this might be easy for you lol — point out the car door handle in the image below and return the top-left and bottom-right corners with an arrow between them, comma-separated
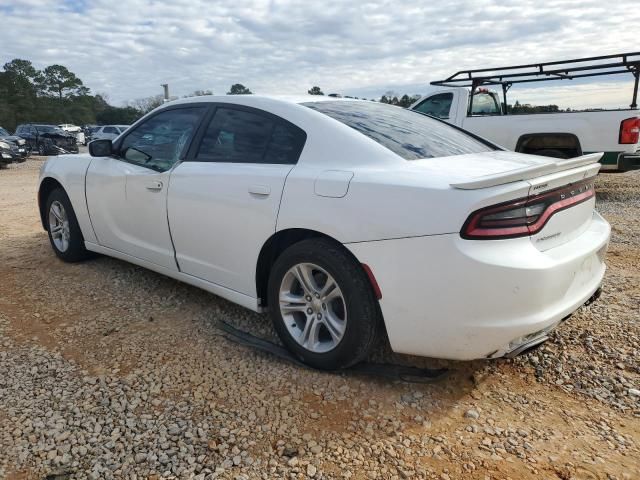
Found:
146,180 -> 163,191
248,184 -> 270,196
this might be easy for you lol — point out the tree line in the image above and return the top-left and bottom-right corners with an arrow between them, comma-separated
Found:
0,59 -> 142,131
0,58 -> 428,133
2,59 -> 572,133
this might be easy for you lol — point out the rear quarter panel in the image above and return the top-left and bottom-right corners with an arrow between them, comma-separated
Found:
277,164 -> 531,243
39,154 -> 96,243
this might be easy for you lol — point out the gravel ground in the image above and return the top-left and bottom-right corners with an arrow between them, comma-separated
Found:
0,158 -> 638,480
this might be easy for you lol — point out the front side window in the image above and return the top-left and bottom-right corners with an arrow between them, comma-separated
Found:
119,107 -> 204,172
470,92 -> 501,115
413,93 -> 453,118
304,100 -> 495,160
195,107 -> 305,164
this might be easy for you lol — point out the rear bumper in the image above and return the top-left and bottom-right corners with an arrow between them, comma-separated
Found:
347,211 -> 611,360
598,152 -> 640,171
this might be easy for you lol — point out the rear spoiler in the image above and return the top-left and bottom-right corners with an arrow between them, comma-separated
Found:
450,153 -> 604,190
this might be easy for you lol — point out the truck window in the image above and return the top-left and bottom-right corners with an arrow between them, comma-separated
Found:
470,92 -> 501,116
414,93 -> 453,119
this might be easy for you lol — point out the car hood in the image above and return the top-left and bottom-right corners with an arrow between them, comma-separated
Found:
404,150 -> 603,189
0,135 -> 25,144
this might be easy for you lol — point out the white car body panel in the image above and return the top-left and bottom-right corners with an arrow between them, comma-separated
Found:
86,158 -> 177,270
168,161 -> 294,296
38,95 -> 611,361
346,211 -> 608,360
39,155 -> 97,243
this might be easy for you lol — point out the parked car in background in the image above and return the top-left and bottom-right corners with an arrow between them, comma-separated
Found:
15,124 -> 79,156
38,95 -> 609,370
83,125 -> 99,142
0,126 -> 29,167
91,125 -> 129,141
411,52 -> 640,171
58,124 -> 86,145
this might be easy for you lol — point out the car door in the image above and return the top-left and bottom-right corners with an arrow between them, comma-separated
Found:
168,105 -> 306,296
85,105 -> 207,270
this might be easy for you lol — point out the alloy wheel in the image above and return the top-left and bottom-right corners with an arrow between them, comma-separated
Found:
279,262 -> 347,353
48,201 -> 70,252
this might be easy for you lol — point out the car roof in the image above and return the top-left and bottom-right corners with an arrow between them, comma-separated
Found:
165,94 -> 362,108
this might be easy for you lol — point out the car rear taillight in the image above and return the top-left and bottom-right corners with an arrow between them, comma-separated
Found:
619,117 -> 640,144
461,179 -> 595,240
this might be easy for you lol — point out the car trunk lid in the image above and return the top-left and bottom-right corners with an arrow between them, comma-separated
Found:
448,151 -> 603,190
432,151 -> 602,250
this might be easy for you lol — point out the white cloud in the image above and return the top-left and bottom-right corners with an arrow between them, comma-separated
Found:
0,0 -> 638,107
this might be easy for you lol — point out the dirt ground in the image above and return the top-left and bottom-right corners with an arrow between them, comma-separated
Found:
0,158 -> 638,480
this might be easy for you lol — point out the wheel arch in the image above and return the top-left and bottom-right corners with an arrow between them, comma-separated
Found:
38,177 -> 65,230
255,228 -> 377,308
515,133 -> 583,158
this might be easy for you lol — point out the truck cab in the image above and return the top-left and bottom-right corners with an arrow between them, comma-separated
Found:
412,88 -> 501,123
410,52 -> 640,171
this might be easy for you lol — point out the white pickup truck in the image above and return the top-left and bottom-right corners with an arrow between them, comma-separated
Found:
410,52 -> 640,171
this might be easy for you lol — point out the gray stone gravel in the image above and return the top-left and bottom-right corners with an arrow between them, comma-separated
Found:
0,161 -> 638,479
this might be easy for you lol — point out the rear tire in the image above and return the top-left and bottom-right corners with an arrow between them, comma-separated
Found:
267,238 -> 380,370
45,188 -> 92,262
38,143 -> 46,156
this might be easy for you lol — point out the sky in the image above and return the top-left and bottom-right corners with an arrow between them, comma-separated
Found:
1,0 -> 639,108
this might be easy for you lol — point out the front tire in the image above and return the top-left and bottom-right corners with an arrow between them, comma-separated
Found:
268,238 -> 380,370
45,188 -> 92,262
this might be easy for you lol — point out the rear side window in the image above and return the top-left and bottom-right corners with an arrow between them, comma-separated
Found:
413,93 -> 453,119
471,92 -> 501,115
304,101 -> 495,160
195,107 -> 306,164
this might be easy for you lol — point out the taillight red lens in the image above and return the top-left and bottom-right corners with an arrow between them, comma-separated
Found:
619,117 -> 640,144
461,179 -> 595,240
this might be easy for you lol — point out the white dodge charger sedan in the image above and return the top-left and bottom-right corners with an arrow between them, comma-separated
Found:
38,95 -> 610,370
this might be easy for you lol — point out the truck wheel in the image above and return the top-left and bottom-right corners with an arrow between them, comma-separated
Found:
46,188 -> 92,262
38,143 -> 46,156
268,238 -> 380,370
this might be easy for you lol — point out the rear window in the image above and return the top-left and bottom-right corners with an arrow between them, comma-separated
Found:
303,100 -> 495,160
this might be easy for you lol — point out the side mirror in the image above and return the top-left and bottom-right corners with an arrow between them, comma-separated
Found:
89,139 -> 113,157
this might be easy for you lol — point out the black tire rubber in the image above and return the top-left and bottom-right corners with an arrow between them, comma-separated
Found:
45,188 -> 92,262
267,238 -> 380,370
534,148 -> 569,159
38,143 -> 46,156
